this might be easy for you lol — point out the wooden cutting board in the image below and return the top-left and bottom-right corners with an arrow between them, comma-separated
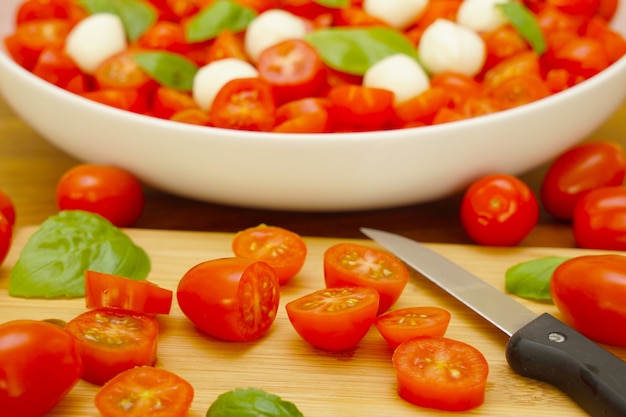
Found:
1,226 -> 625,417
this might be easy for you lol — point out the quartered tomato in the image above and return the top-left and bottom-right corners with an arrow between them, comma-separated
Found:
209,78 -> 277,131
285,286 -> 380,351
65,308 -> 159,385
324,242 -> 409,313
375,306 -> 452,349
392,336 -> 489,411
572,186 -> 626,250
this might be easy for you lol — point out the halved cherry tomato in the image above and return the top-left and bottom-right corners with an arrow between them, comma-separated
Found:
375,306 -> 452,349
273,110 -> 330,133
275,97 -> 332,123
5,18 -> 71,70
392,336 -> 489,411
176,257 -> 280,341
138,21 -> 188,55
94,50 -> 155,93
95,366 -> 194,417
481,25 -> 530,71
85,270 -> 173,315
545,36 -> 610,81
485,73 -> 550,110
482,51 -> 542,90
15,0 -> 75,24
232,224 -> 307,285
204,29 -> 248,63
32,46 -> 81,87
584,17 -> 626,64
233,0 -> 279,13
280,0 -> 334,20
327,84 -> 395,130
285,286 -> 380,351
429,72 -> 482,106
572,186 -> 626,250
152,86 -> 199,119
324,242 -> 409,313
393,87 -> 452,126
65,308 -> 159,385
83,88 -> 148,113
209,78 -> 277,131
170,107 -> 211,125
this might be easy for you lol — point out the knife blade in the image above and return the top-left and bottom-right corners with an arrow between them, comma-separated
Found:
361,227 -> 626,417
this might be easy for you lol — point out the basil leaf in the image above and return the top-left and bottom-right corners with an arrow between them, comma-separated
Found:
505,256 -> 569,302
186,0 -> 257,43
496,2 -> 546,55
80,0 -> 157,41
206,388 -> 304,417
305,27 -> 420,75
134,52 -> 199,91
314,0 -> 350,7
9,210 -> 151,298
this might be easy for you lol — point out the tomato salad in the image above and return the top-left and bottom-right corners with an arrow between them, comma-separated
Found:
4,0 -> 625,133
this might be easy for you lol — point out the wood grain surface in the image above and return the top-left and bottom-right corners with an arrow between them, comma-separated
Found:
1,226 -> 625,417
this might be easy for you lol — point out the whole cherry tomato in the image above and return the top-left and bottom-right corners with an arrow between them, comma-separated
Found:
0,320 -> 83,417
572,186 -> 626,250
460,174 -> 539,246
0,189 -> 14,266
0,189 -> 16,226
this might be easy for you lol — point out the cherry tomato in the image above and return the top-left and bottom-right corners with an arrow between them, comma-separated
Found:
392,336 -> 489,411
273,108 -> 330,133
584,17 -> 626,64
429,72 -> 482,106
326,84 -> 395,130
0,189 -> 16,226
0,215 -> 12,267
323,242 -> 409,314
551,255 -> 626,346
460,174 -> 539,246
485,73 -> 550,110
83,88 -> 148,113
285,286 -> 380,351
95,366 -> 194,417
5,18 -> 71,70
95,50 -> 155,93
152,86 -> 199,119
481,25 -> 530,70
56,163 -> 145,227
85,270 -> 173,315
0,320 -> 83,417
138,21 -> 188,55
65,308 -> 159,385
204,29 -> 248,63
572,186 -> 626,250
541,141 -> 626,220
232,224 -> 307,285
545,36 -> 610,82
176,257 -> 280,341
482,51 -> 541,90
393,87 -> 452,126
375,306 -> 452,349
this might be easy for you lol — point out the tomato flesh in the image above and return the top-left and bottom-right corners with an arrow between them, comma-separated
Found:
375,306 -> 451,349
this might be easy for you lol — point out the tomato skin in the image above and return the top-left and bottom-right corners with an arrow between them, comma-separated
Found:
572,186 -> 626,250
0,320 -> 83,417
551,255 -> 626,346
0,189 -> 16,226
541,141 -> 626,220
375,306 -> 451,349
460,174 -> 539,246
327,84 -> 395,130
177,257 -> 280,342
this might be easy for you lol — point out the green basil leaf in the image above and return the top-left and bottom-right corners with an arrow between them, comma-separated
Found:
314,0 -> 350,8
134,51 -> 199,91
305,27 -> 420,75
80,0 -> 157,42
496,2 -> 546,55
505,256 -> 569,302
9,210 -> 151,298
185,0 -> 257,43
206,388 -> 304,417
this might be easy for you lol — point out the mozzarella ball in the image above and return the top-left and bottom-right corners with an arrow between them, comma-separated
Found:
457,0 -> 510,32
418,19 -> 486,77
363,0 -> 428,29
192,58 -> 259,110
65,13 -> 127,74
244,10 -> 307,62
363,54 -> 430,105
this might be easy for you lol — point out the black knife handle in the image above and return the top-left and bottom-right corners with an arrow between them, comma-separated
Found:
506,313 -> 626,417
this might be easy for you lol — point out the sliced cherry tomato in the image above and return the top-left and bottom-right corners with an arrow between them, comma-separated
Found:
94,50 -> 155,93
204,29 -> 249,63
0,189 -> 16,226
56,163 -> 145,227
482,51 -> 542,90
232,224 -> 307,285
0,320 -> 83,417
152,86 -> 199,119
83,88 -> 148,113
323,242 -> 409,314
170,107 -> 211,125
584,17 -> 626,63
95,366 -> 194,417
273,110 -> 330,133
485,73 -> 550,110
392,336 -> 489,411
541,141 -> 626,220
280,0 -> 334,20
138,21 -> 188,55
429,72 -> 482,106
545,36 -> 610,81
393,87 -> 452,126
327,84 -> 395,130
32,46 -> 81,87
334,6 -> 389,27
285,286 -> 380,351
375,306 -> 452,349
6,18 -> 71,70
460,174 -> 539,246
596,0 -> 618,21
233,0 -> 279,13
65,308 -> 159,386
275,97 -> 332,123
481,25 -> 530,71
176,257 -> 280,341
15,0 -> 74,24
572,186 -> 626,250
85,270 -> 173,315
209,78 -> 277,131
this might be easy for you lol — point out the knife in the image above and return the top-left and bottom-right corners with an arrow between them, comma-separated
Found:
360,227 -> 626,417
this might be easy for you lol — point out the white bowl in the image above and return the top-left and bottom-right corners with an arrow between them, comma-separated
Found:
1,0 -> 626,212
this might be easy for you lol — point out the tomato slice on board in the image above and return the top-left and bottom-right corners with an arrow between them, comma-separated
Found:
392,336 -> 489,411
95,366 -> 194,417
65,308 -> 159,386
323,243 -> 409,314
375,306 -> 452,349
326,84 -> 395,130
285,286 -> 380,351
85,270 -> 173,315
232,224 -> 308,285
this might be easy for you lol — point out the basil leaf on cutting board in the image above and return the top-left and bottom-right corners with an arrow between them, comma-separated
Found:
496,2 -> 547,55
9,210 -> 151,298
206,387 -> 304,417
80,0 -> 157,42
185,0 -> 257,43
505,256 -> 569,302
134,51 -> 199,91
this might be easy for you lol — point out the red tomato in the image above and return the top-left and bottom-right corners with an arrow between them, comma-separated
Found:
65,308 -> 159,385
85,270 -> 173,315
138,21 -> 188,55
83,88 -> 148,113
6,18 -> 71,70
392,336 -> 489,411
327,84 -> 395,130
541,141 -> 626,220
584,17 -> 626,64
0,320 -> 83,417
0,189 -> 16,226
273,108 -> 330,133
485,73 -> 550,110
152,86 -> 199,119
551,255 -> 626,346
375,306 -> 452,349
393,87 -> 452,126
94,50 -> 155,93
209,78 -> 277,131
15,0 -> 74,24
481,25 -> 530,70
323,242 -> 409,314
285,286 -> 380,351
95,366 -> 194,417
0,213 -> 12,267
545,36 -> 610,81
204,29 -> 249,63
170,107 -> 211,125
597,0 -> 618,21
56,163 -> 145,227
429,72 -> 482,106
176,257 -> 280,341
232,224 -> 308,285
572,186 -> 626,250
31,46 -> 80,88
275,97 -> 332,122
483,51 -> 541,90
460,174 -> 539,246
